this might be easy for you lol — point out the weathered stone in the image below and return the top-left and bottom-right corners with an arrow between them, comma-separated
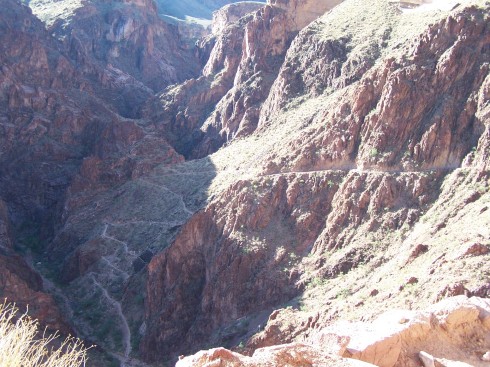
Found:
459,243 -> 490,257
419,351 -> 436,367
176,343 -> 378,367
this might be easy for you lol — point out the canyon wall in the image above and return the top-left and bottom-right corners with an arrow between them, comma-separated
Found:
1,0 -> 489,366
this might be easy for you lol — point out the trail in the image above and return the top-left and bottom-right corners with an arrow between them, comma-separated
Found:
91,275 -> 132,365
101,256 -> 130,280
257,166 -> 462,178
152,164 -> 465,180
140,179 -> 194,215
102,223 -> 129,254
109,219 -> 184,227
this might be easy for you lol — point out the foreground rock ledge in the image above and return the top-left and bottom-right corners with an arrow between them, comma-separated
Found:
176,343 -> 376,367
177,296 -> 490,367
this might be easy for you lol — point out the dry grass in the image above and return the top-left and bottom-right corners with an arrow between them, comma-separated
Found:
0,302 -> 88,367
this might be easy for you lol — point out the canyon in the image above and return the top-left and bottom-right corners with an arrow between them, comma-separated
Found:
0,0 -> 489,366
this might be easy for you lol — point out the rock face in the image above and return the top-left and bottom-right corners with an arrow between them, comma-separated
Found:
145,0 -> 343,158
141,0 -> 490,363
142,172 -> 339,360
29,0 -> 200,93
1,0 -> 490,366
178,296 -> 490,367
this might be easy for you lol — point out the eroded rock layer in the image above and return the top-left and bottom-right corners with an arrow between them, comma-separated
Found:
1,0 -> 489,366
177,296 -> 490,367
141,0 -> 490,363
29,0 -> 200,93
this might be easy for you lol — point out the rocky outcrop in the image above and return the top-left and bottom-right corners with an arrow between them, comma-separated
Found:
146,0 -> 343,158
30,0 -> 200,93
212,2 -> 265,34
177,296 -> 490,367
177,343 -> 376,367
141,1 -> 490,363
341,296 -> 490,367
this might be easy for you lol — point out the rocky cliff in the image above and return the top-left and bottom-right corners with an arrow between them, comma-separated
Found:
0,1 -> 183,364
1,0 -> 489,366
28,0 -> 200,93
141,0 -> 490,363
144,0 -> 343,159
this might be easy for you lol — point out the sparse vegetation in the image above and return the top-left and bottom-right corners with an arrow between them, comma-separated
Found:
335,287 -> 353,299
0,302 -> 88,367
308,276 -> 328,289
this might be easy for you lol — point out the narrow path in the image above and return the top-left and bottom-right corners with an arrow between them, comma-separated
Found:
102,224 -> 129,254
109,219 -> 184,227
150,164 -> 465,181
140,179 -> 194,216
258,166 -> 462,178
91,275 -> 132,363
101,256 -> 130,280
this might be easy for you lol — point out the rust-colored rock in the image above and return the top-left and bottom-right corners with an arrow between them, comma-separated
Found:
30,0 -> 200,92
2,0 -> 490,366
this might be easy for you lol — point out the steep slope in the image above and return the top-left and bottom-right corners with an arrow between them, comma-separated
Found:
140,0 -> 490,363
27,0 -> 199,93
144,0 -> 343,158
2,0 -> 489,367
0,1 -> 183,364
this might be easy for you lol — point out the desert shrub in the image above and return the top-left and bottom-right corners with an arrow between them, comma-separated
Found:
0,302 -> 88,367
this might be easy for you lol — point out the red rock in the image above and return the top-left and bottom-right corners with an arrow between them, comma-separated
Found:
460,243 -> 490,257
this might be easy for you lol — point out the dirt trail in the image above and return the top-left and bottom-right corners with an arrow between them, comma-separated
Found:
140,179 -> 194,215
91,275 -> 132,362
